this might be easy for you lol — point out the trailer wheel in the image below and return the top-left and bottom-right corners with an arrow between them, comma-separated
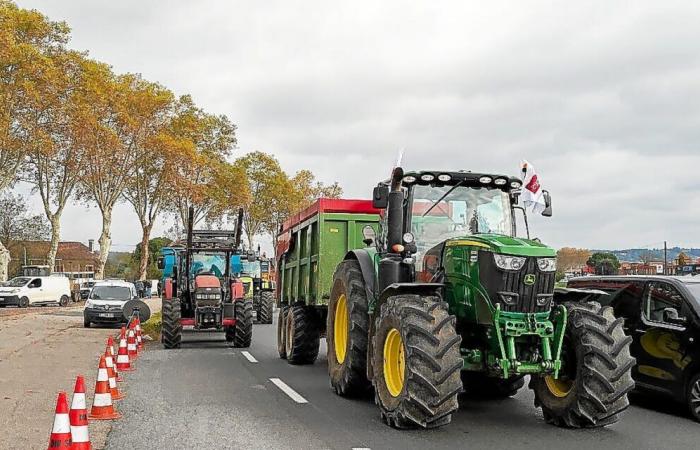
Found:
285,304 -> 320,365
161,298 -> 182,349
232,298 -> 253,348
328,260 -> 371,396
277,305 -> 289,359
258,291 -> 274,324
530,301 -> 635,428
461,373 -> 524,398
372,294 -> 462,429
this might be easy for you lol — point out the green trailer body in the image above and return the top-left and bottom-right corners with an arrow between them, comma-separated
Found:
276,199 -> 380,307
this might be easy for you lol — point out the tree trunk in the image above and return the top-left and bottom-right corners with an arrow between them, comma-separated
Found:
138,223 -> 152,280
0,240 -> 10,282
247,233 -> 254,252
46,216 -> 61,272
96,207 -> 113,279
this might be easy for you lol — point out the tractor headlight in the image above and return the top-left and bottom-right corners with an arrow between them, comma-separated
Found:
537,258 -> 557,272
494,254 -> 526,271
196,293 -> 206,300
402,232 -> 415,244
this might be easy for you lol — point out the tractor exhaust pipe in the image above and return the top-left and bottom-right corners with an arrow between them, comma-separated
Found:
387,167 -> 404,251
185,206 -> 194,293
234,208 -> 244,251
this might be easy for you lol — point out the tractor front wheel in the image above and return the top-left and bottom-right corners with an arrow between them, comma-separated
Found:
285,304 -> 320,365
530,301 -> 635,428
327,260 -> 371,396
258,291 -> 274,324
372,294 -> 462,429
232,298 -> 253,348
161,298 -> 182,349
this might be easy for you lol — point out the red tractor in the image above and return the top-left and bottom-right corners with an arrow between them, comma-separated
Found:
161,207 -> 254,348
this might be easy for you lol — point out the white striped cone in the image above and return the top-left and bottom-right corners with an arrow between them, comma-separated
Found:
88,356 -> 121,420
136,323 -> 143,349
115,337 -> 133,372
69,376 -> 91,450
48,391 -> 72,449
127,329 -> 137,358
104,353 -> 124,400
106,344 -> 122,382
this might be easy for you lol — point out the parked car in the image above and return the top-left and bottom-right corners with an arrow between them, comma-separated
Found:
0,276 -> 72,308
568,275 -> 700,421
83,280 -> 138,328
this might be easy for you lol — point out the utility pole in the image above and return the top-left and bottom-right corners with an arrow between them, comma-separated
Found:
664,241 -> 668,275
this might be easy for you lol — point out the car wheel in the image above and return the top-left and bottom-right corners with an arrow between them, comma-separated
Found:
19,296 -> 29,308
688,373 -> 700,422
83,316 -> 91,328
59,295 -> 70,307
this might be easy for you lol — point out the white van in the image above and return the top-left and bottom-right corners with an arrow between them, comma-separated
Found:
0,276 -> 72,307
83,280 -> 138,327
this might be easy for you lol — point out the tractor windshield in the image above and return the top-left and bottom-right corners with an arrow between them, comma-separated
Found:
240,261 -> 261,278
191,253 -> 227,278
411,184 -> 513,251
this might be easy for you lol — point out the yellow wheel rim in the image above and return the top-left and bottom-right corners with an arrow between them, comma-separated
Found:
383,328 -> 405,397
334,294 -> 349,364
544,375 -> 573,398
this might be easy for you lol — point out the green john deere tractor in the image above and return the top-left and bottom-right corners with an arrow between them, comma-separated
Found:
327,167 -> 635,429
238,257 -> 275,325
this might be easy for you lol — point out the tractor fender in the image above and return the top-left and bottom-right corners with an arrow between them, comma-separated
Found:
552,287 -> 609,306
230,280 -> 244,301
342,250 -> 376,302
163,278 -> 174,300
366,282 -> 444,381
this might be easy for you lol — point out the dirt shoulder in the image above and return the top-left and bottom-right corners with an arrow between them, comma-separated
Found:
0,297 -> 161,450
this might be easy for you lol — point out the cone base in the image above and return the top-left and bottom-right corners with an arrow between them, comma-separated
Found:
116,366 -> 134,372
112,391 -> 126,400
88,411 -> 122,420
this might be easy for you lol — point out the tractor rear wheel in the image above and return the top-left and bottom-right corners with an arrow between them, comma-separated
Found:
285,304 -> 320,365
232,298 -> 253,348
258,291 -> 274,324
372,294 -> 462,429
328,260 -> 371,396
161,298 -> 182,349
461,373 -> 524,398
277,304 -> 289,359
530,301 -> 635,428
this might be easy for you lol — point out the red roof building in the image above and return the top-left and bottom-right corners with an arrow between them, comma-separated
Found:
7,240 -> 99,276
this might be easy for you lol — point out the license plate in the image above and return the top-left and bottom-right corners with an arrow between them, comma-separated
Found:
98,313 -> 115,318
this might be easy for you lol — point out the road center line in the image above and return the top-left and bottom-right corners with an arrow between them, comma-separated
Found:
241,351 -> 258,363
353,448 -> 371,450
269,378 -> 308,404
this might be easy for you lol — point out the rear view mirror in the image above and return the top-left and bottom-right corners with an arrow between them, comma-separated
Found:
542,190 -> 552,217
663,307 -> 687,326
372,185 -> 389,209
157,257 -> 164,270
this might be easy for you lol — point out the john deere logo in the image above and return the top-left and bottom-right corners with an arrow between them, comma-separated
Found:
524,274 -> 536,286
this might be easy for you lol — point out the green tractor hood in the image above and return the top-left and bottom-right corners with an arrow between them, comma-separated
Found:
446,234 -> 556,257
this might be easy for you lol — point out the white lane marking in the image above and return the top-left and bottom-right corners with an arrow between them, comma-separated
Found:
353,448 -> 371,450
269,378 -> 308,404
241,351 -> 258,363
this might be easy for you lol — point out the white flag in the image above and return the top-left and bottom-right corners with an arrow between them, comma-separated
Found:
520,160 -> 546,214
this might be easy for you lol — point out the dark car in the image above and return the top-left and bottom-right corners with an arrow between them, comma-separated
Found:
568,275 -> 700,421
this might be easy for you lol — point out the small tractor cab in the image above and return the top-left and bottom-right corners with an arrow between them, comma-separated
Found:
325,167 -> 634,429
235,251 -> 276,325
160,207 -> 253,348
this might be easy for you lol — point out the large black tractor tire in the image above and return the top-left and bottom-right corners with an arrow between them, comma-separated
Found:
530,301 -> 635,428
258,291 -> 274,325
372,294 -> 462,429
285,304 -> 320,365
327,260 -> 371,396
231,298 -> 253,348
461,373 -> 525,399
161,298 -> 182,349
277,304 -> 289,359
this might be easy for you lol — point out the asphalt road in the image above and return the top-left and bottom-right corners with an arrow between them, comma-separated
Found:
106,311 -> 700,450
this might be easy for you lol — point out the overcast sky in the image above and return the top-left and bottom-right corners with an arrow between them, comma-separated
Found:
15,0 -> 700,252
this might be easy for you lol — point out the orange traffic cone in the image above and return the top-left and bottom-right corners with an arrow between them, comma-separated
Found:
115,332 -> 133,372
47,391 -> 72,449
88,355 -> 121,420
135,318 -> 144,351
127,328 -> 138,359
106,340 -> 122,382
69,376 -> 91,450
104,350 -> 125,401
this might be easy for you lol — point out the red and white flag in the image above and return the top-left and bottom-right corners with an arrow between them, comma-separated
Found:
520,160 -> 546,214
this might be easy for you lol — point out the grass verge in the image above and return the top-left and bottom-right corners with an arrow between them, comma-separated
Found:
141,311 -> 162,340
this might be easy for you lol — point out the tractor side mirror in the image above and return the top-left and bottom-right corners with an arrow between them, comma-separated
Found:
663,307 -> 687,326
372,185 -> 389,209
542,190 -> 552,217
157,257 -> 164,270
362,225 -> 376,246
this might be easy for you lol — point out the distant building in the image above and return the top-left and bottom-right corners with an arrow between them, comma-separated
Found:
7,240 -> 99,276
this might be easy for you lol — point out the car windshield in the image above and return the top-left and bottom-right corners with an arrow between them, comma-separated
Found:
411,184 -> 513,251
241,261 -> 261,277
191,253 -> 227,278
7,277 -> 30,287
90,286 -> 131,300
